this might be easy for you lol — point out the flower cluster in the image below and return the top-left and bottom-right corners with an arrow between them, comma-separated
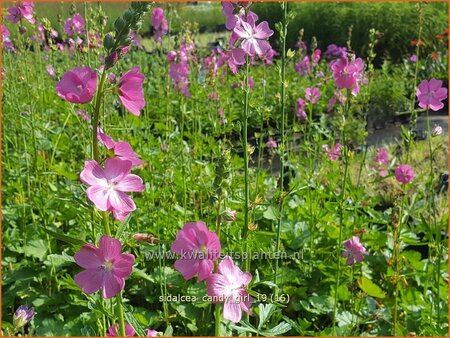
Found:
6,2 -> 35,25
167,43 -> 193,97
2,25 -> 16,53
171,222 -> 253,323
64,13 -> 85,36
151,8 -> 168,43
342,236 -> 368,265
330,56 -> 365,96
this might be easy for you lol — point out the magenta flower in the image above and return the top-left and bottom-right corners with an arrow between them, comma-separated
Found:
296,98 -> 307,120
64,13 -> 85,36
147,329 -> 158,337
97,128 -> 143,166
409,54 -> 417,63
74,235 -> 134,299
170,221 -> 221,281
305,87 -> 320,104
416,79 -> 448,111
327,97 -> 337,112
395,164 -> 415,184
312,49 -> 321,65
331,56 -> 364,96
118,67 -> 145,116
370,148 -> 389,177
266,137 -> 277,149
56,67 -> 97,104
80,158 -> 145,217
323,143 -> 342,161
342,236 -> 368,265
7,2 -> 35,24
151,8 -> 168,42
233,16 -> 273,57
2,25 -> 16,53
107,323 -> 136,336
294,56 -> 311,76
167,50 -> 177,63
206,256 -> 253,323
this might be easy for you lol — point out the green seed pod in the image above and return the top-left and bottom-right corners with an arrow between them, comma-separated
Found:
103,33 -> 115,51
114,17 -> 126,32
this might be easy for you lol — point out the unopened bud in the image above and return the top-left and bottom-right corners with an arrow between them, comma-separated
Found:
221,209 -> 237,222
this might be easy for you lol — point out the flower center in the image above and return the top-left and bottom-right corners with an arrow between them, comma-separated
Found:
103,260 -> 113,271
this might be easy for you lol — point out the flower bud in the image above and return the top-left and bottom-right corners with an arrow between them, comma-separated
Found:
114,17 -> 127,31
13,305 -> 35,329
221,209 -> 237,222
103,33 -> 115,51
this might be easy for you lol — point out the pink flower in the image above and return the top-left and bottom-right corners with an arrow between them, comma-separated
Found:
370,148 -> 389,177
56,67 -> 97,104
146,329 -> 158,337
97,128 -> 143,167
167,50 -> 177,63
107,323 -> 136,336
327,97 -> 337,112
170,221 -> 221,281
296,98 -> 307,120
233,16 -> 273,57
209,91 -> 219,101
80,158 -> 145,217
266,137 -> 277,149
218,108 -> 226,125
323,143 -> 342,161
205,256 -> 253,323
76,109 -> 90,122
64,13 -> 85,36
312,49 -> 321,65
74,235 -> 135,299
118,67 -> 145,116
342,236 -> 368,265
305,87 -> 320,104
395,164 -> 414,184
416,79 -> 448,111
151,8 -> 168,42
331,56 -> 364,96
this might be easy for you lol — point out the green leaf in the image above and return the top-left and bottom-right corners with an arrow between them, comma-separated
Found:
357,276 -> 386,299
23,239 -> 47,260
260,321 -> 292,336
42,227 -> 85,246
257,303 -> 277,330
263,205 -> 279,220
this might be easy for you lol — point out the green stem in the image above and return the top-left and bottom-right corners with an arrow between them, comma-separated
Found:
333,91 -> 350,335
393,201 -> 402,336
425,108 -> 440,325
214,303 -> 222,336
116,292 -> 126,336
243,56 -> 250,272
274,2 -> 288,295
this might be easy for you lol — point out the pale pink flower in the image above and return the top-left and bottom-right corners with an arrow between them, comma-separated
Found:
205,256 -> 253,323
370,148 -> 389,177
46,65 -> 56,79
107,323 -> 136,336
146,329 -> 158,337
56,67 -> 97,104
80,158 -> 145,216
74,235 -> 135,299
118,67 -> 145,116
266,137 -> 277,149
64,13 -> 85,36
323,143 -> 342,161
233,16 -> 273,57
395,164 -> 414,184
170,221 -> 221,281
416,79 -> 448,111
342,236 -> 368,265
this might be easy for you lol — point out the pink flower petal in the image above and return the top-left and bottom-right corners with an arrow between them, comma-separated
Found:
112,253 -> 135,278
223,301 -> 242,323
74,243 -> 103,269
115,174 -> 145,192
99,235 -> 122,261
74,268 -> 105,294
102,273 -> 124,298
108,190 -> 136,213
